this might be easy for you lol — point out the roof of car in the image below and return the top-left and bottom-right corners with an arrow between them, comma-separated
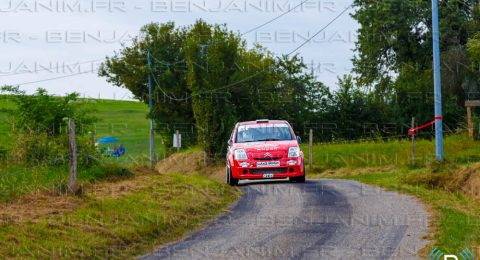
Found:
237,120 -> 288,126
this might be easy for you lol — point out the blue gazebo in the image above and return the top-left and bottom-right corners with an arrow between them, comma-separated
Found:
98,136 -> 119,144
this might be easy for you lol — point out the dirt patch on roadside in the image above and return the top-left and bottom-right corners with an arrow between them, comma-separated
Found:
156,152 -> 203,174
204,165 -> 226,182
156,152 -> 225,182
0,190 -> 84,224
87,172 -> 158,198
0,168 -> 159,225
311,166 -> 397,178
0,153 -> 230,226
404,162 -> 480,200
460,163 -> 480,198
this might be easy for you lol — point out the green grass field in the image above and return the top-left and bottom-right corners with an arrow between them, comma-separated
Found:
85,99 -> 166,162
303,134 -> 480,170
0,96 -> 167,201
0,96 -> 166,160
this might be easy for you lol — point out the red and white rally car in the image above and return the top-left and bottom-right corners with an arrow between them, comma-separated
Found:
226,119 -> 305,186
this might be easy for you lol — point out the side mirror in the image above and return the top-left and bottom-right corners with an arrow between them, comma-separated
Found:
296,136 -> 302,144
227,139 -> 233,146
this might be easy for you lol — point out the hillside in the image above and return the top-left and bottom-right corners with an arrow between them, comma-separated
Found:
0,96 -> 166,201
0,96 -> 165,160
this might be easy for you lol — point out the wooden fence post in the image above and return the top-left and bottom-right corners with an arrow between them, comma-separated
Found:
465,100 -> 480,139
411,117 -> 415,165
309,129 -> 313,170
467,106 -> 473,138
69,119 -> 77,193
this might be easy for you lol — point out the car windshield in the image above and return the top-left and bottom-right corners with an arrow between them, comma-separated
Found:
236,123 -> 293,143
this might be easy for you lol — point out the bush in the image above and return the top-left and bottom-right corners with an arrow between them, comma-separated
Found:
0,87 -> 97,136
9,131 -> 98,166
0,146 -> 6,161
9,132 -> 67,165
1,87 -> 99,166
88,162 -> 132,180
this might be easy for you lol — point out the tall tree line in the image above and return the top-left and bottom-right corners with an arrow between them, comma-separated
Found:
351,0 -> 480,134
100,2 -> 480,158
99,21 -> 327,159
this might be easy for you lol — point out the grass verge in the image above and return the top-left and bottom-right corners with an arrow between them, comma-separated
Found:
307,135 -> 480,255
0,168 -> 240,259
0,162 -> 131,202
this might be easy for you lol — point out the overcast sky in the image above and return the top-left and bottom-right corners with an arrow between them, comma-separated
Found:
0,0 -> 358,100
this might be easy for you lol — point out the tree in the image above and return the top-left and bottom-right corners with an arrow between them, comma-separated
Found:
0,86 -> 96,136
100,20 -> 329,157
467,32 -> 480,73
184,21 -> 241,161
351,0 -> 480,132
99,22 -> 195,147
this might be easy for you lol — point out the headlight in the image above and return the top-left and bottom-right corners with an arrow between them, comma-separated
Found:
234,149 -> 248,160
288,147 -> 300,158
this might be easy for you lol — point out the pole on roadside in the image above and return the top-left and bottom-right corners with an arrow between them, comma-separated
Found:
467,106 -> 473,138
432,0 -> 444,161
176,130 -> 180,152
68,119 -> 77,192
147,49 -> 155,169
411,117 -> 415,165
200,44 -> 208,166
309,129 -> 313,170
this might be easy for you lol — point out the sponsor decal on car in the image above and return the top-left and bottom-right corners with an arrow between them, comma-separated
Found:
240,162 -> 249,168
257,161 -> 280,167
255,144 -> 279,151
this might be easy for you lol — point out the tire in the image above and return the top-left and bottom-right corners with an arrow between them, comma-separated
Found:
226,166 -> 238,186
290,164 -> 306,183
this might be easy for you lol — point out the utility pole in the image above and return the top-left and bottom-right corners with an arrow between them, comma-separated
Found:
148,49 -> 155,169
432,0 -> 444,161
200,44 -> 208,166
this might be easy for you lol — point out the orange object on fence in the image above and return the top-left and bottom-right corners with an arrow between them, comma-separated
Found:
408,116 -> 443,136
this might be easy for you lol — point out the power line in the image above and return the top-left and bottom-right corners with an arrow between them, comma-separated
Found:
6,2 -> 348,88
241,0 -> 310,36
287,3 -> 353,56
150,55 -> 186,67
11,69 -> 99,86
150,71 -> 261,102
0,59 -> 103,78
150,3 -> 354,99
148,3 -> 352,100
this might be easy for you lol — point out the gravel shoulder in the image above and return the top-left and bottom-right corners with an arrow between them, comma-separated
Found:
142,179 -> 429,260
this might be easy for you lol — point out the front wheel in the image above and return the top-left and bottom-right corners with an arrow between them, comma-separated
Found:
290,164 -> 306,183
226,166 -> 238,186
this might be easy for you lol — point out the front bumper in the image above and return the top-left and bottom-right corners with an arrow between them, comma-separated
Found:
230,158 -> 304,179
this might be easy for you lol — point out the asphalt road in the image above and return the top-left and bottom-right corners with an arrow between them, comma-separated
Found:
142,179 -> 429,260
